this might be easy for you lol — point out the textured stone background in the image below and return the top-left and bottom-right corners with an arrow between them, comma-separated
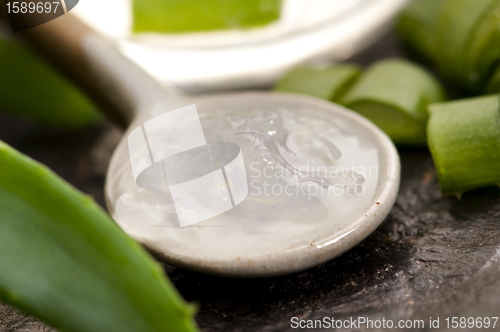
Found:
2,32 -> 500,332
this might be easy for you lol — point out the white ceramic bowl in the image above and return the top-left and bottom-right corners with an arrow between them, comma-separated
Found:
74,0 -> 409,92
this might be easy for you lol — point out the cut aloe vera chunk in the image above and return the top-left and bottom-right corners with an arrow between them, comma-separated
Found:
341,59 -> 446,146
396,0 -> 446,64
434,0 -> 497,91
273,64 -> 361,102
486,65 -> 500,94
468,1 -> 500,89
133,0 -> 282,33
0,141 -> 198,332
427,95 -> 500,196
0,36 -> 101,127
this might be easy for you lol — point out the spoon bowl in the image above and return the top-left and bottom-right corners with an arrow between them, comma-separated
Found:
105,91 -> 400,277
8,13 -> 400,277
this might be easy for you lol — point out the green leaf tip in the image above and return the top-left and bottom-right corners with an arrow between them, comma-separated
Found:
0,140 -> 199,332
427,94 -> 500,196
133,0 -> 282,34
341,59 -> 446,146
0,36 -> 102,127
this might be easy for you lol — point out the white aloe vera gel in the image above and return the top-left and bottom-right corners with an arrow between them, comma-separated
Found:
112,105 -> 376,258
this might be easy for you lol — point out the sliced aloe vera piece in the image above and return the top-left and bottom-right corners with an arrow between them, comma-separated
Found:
273,64 -> 361,102
0,141 -> 198,332
133,0 -> 282,33
434,0 -> 497,91
341,59 -> 446,146
427,95 -> 500,196
468,1 -> 500,89
486,65 -> 500,93
0,36 -> 101,127
396,0 -> 446,64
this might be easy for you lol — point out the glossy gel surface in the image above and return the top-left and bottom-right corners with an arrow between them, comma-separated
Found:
105,93 -> 399,277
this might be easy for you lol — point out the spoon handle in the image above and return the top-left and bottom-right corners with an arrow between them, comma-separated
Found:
0,10 -> 169,128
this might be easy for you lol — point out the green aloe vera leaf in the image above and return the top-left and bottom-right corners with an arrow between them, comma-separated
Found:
427,94 -> 500,196
133,0 -> 282,33
468,1 -> 500,89
342,102 -> 429,146
0,141 -> 198,332
0,36 -> 102,127
273,64 -> 361,102
485,65 -> 500,94
396,0 -> 446,64
434,0 -> 497,92
341,59 -> 446,146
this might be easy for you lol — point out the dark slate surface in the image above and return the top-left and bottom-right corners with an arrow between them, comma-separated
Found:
2,32 -> 500,332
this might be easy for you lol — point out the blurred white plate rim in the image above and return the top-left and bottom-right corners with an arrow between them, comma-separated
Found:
74,0 -> 410,92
